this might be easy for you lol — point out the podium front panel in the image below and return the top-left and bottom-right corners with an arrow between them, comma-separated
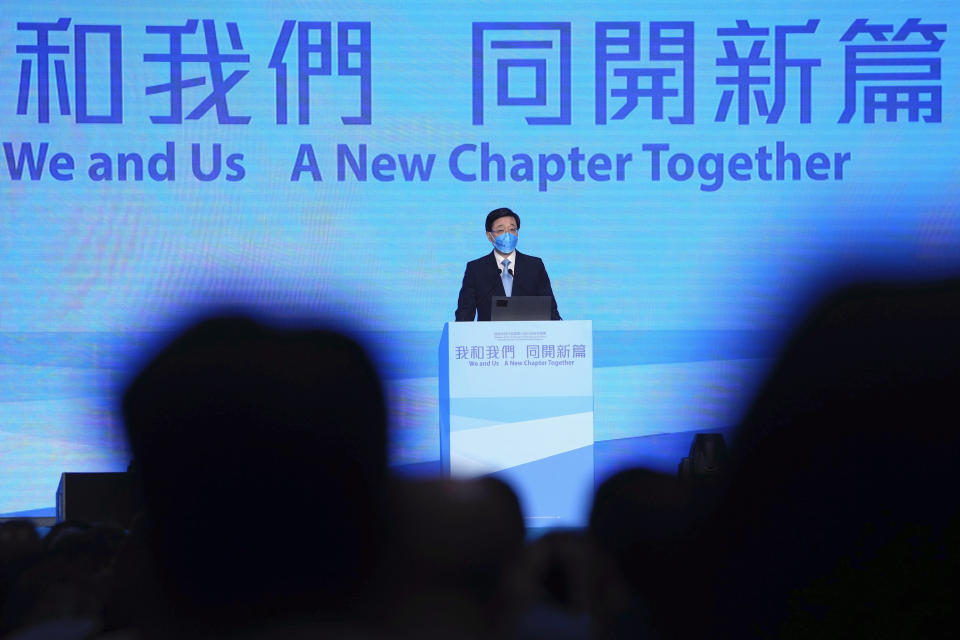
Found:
440,321 -> 593,528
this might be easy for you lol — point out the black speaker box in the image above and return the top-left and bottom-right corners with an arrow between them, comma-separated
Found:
56,472 -> 138,526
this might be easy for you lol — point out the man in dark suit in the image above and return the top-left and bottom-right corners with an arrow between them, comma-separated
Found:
455,207 -> 561,321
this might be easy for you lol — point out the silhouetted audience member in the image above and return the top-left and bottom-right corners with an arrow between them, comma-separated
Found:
383,476 -> 525,639
100,513 -> 163,633
514,530 -> 592,640
693,278 -> 960,639
588,469 -> 696,640
0,521 -> 42,622
120,316 -> 389,634
0,521 -> 126,639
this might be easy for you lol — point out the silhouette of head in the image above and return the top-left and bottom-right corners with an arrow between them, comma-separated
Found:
708,279 -> 960,638
122,315 -> 388,622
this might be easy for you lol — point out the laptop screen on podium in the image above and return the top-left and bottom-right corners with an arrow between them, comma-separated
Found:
490,296 -> 553,321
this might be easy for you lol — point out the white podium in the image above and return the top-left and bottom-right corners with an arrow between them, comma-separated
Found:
439,321 -> 594,528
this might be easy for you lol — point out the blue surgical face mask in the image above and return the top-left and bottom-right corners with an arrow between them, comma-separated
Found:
493,231 -> 518,254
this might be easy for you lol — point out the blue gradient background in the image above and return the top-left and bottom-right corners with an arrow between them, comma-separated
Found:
2,2 -> 959,516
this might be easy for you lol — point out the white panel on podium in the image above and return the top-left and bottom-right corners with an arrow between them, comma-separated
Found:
439,321 -> 593,528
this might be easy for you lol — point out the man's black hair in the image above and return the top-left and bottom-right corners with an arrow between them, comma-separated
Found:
485,207 -> 521,232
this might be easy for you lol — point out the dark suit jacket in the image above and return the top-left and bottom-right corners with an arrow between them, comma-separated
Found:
455,250 -> 561,321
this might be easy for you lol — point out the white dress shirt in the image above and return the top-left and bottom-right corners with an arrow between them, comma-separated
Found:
494,249 -> 517,276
